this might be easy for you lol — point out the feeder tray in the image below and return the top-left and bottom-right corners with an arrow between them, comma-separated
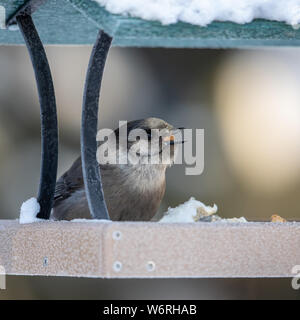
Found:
1,220 -> 300,278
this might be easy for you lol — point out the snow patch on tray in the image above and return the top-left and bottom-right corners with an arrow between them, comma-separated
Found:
71,219 -> 112,223
160,197 -> 247,223
218,217 -> 248,223
160,197 -> 217,223
19,197 -> 42,224
93,0 -> 300,27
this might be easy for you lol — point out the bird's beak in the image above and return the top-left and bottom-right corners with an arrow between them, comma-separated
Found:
163,128 -> 186,145
163,135 -> 175,143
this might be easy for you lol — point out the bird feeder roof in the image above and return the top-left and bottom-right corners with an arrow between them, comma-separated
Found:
1,0 -> 300,47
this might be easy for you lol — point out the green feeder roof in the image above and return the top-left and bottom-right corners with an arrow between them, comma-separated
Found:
1,0 -> 300,47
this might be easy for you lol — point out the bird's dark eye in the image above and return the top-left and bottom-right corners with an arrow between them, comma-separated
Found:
145,129 -> 152,140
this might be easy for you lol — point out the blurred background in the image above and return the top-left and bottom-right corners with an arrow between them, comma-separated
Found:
0,45 -> 300,299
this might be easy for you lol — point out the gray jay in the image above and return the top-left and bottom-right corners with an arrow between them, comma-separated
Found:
51,118 -> 184,221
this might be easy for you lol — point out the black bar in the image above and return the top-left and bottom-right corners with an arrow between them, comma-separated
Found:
81,30 -> 112,220
16,14 -> 58,219
0,301 -> 205,318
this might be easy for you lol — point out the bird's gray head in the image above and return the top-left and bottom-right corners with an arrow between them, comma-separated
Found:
98,118 -> 184,167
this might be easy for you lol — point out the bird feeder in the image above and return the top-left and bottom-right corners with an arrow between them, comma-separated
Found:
0,0 -> 300,278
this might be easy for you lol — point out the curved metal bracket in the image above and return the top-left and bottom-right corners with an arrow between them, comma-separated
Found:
81,30 -> 112,220
6,0 -> 47,26
16,13 -> 58,219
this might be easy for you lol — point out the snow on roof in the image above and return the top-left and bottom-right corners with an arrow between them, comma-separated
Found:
94,0 -> 300,27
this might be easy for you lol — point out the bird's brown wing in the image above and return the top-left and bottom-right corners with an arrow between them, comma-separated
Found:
53,157 -> 84,207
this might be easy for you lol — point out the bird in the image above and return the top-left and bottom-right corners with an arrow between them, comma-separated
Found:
51,118 -> 184,221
